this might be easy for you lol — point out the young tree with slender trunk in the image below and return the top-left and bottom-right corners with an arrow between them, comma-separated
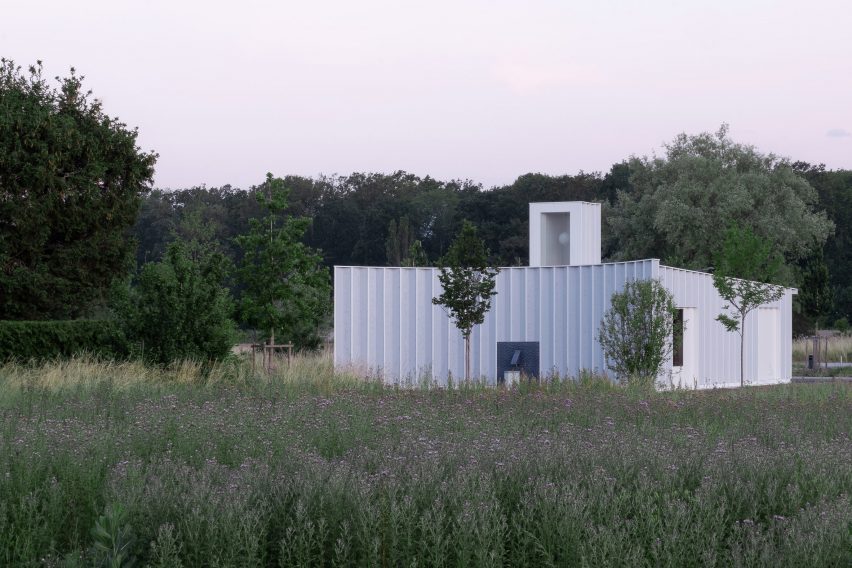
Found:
235,174 -> 331,353
432,221 -> 499,382
713,225 -> 786,387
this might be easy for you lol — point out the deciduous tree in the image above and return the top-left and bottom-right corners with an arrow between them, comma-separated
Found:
113,241 -> 236,365
793,162 -> 852,323
432,221 -> 499,382
607,125 -> 833,280
235,174 -> 331,350
797,248 -> 833,332
713,225 -> 786,387
385,216 -> 411,266
598,279 -> 678,389
403,240 -> 429,267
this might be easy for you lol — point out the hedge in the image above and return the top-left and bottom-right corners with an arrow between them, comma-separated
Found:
0,320 -> 130,362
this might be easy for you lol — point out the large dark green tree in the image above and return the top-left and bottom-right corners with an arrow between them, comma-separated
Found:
607,125 -> 833,281
0,60 -> 157,319
432,221 -> 499,381
235,174 -> 331,350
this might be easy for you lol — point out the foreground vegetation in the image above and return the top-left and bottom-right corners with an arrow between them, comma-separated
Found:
0,355 -> 850,566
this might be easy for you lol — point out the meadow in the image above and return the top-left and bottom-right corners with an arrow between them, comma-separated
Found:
0,354 -> 850,567
792,335 -> 852,365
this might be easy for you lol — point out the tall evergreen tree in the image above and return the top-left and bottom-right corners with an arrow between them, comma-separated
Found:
0,60 -> 157,319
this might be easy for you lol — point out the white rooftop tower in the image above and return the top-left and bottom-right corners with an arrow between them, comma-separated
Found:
528,202 -> 601,267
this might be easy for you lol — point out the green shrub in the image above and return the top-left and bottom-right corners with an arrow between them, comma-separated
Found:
113,241 -> 237,366
0,320 -> 129,362
597,279 -> 678,389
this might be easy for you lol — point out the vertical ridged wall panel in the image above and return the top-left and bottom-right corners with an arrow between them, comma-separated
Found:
659,266 -> 793,387
545,269 -> 555,374
333,268 -> 351,367
553,268 -> 568,375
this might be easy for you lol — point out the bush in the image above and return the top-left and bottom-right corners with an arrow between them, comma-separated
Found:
0,320 -> 129,361
113,241 -> 237,366
597,279 -> 677,388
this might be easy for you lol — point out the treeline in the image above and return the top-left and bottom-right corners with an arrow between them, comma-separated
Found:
134,169 -> 613,270
3,59 -> 850,345
132,160 -> 852,333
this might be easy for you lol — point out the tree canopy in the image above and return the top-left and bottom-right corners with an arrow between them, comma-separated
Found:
433,221 -> 499,381
0,59 -> 157,319
792,163 -> 852,327
126,128 -> 848,333
234,174 -> 331,349
713,225 -> 786,387
607,125 -> 833,283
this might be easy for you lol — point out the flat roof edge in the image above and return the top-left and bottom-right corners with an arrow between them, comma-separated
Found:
335,259 -> 660,270
660,264 -> 799,293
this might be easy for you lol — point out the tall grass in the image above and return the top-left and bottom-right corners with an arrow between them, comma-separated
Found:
0,350 -> 369,395
793,335 -> 852,363
0,357 -> 849,566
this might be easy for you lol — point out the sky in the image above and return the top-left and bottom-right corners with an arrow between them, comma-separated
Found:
3,0 -> 851,189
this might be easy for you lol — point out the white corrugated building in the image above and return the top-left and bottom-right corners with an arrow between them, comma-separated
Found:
334,202 -> 795,388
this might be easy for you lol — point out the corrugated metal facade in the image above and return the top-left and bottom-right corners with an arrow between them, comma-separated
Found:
334,261 -> 794,387
658,266 -> 793,388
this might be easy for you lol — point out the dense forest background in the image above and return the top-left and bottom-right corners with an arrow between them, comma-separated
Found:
132,161 -> 851,334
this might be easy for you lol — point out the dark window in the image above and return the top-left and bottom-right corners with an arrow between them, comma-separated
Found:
673,309 -> 684,367
496,342 -> 540,383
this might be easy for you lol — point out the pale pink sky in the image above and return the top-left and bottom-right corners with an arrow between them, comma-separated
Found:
3,0 -> 851,189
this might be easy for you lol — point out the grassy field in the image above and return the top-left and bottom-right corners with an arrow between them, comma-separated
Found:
0,355 -> 850,567
793,335 -> 852,364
